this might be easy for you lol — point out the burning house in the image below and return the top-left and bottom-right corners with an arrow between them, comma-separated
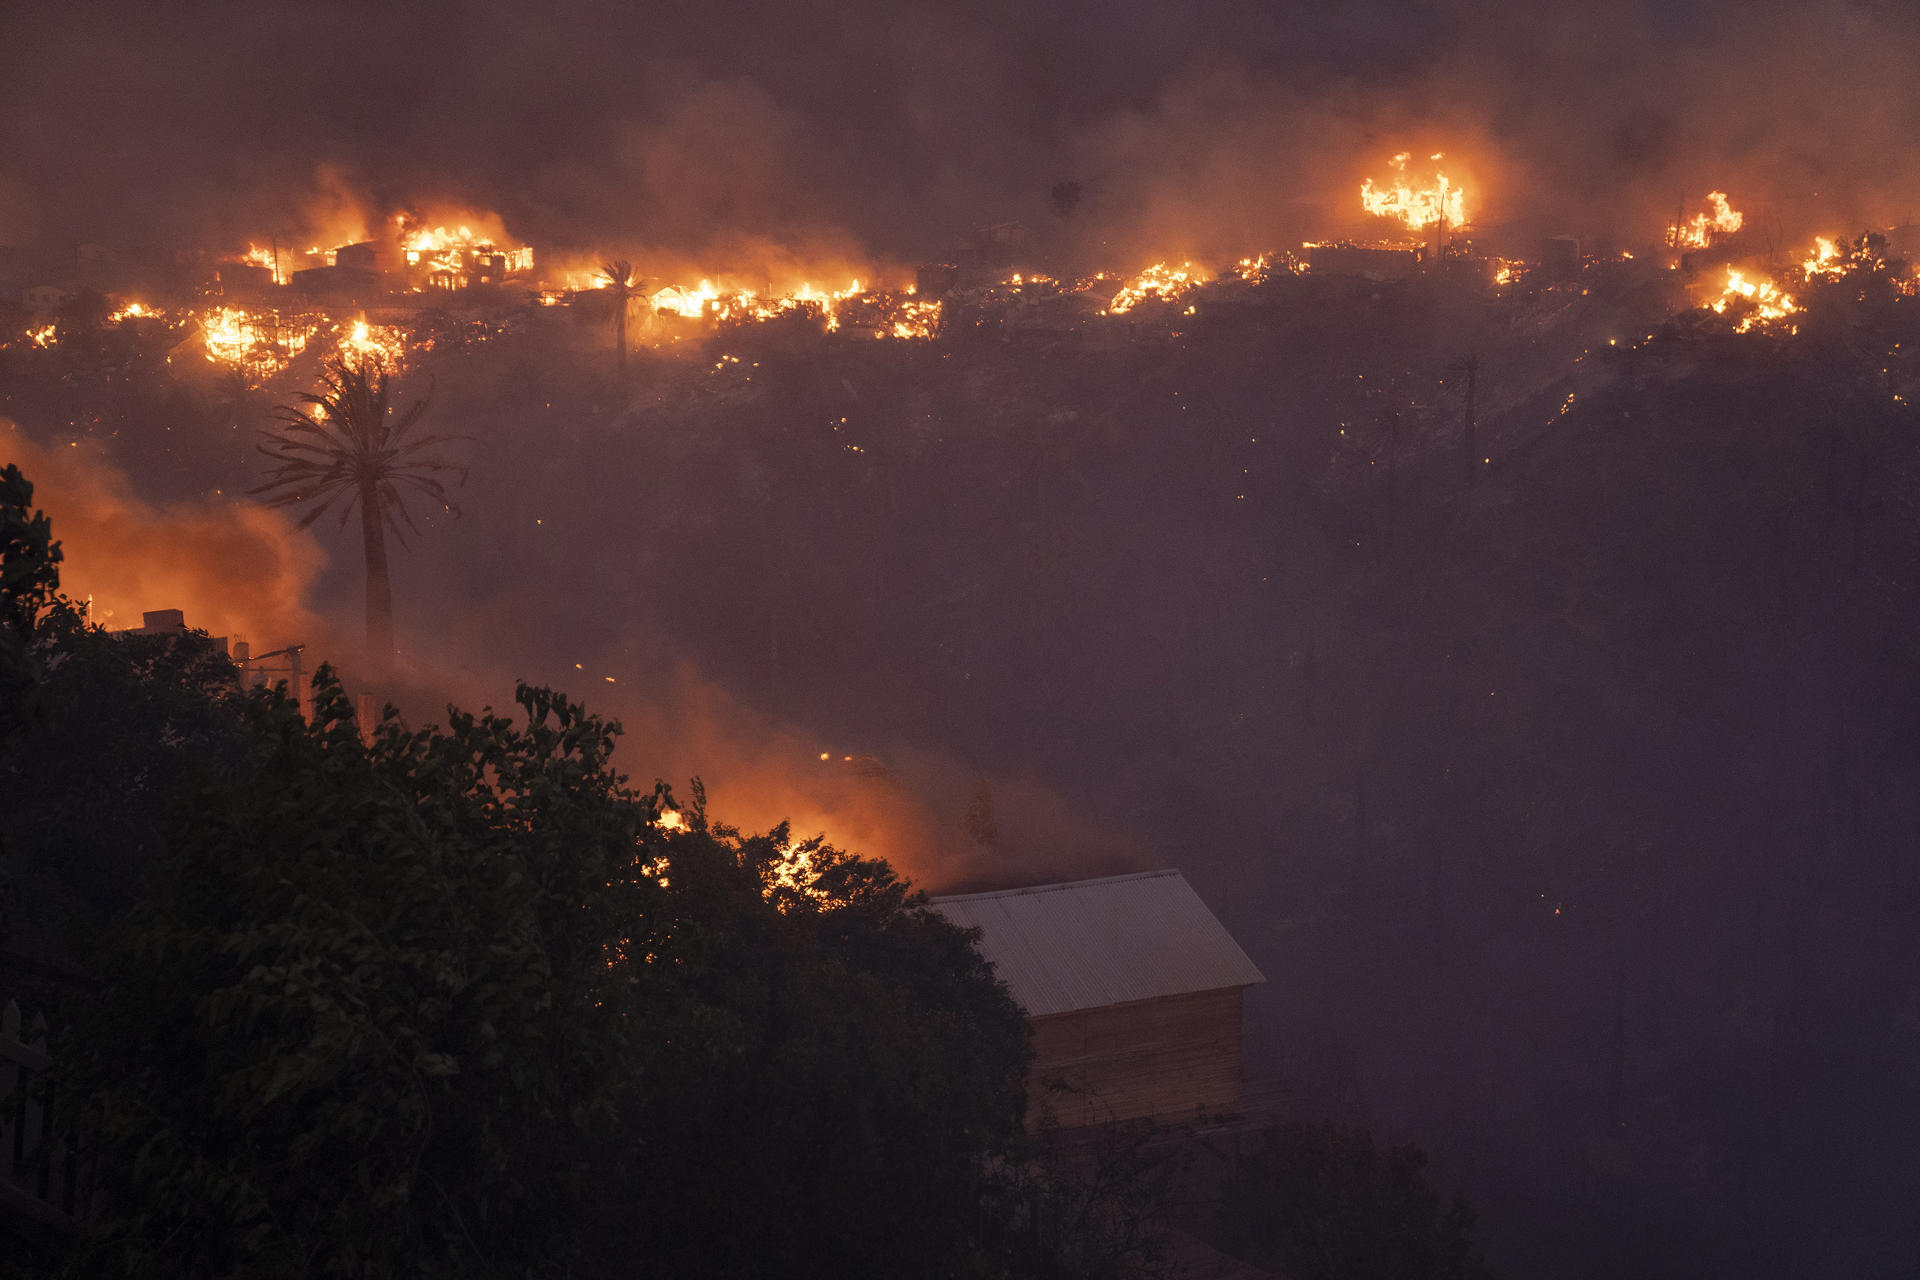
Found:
932,870 -> 1265,1129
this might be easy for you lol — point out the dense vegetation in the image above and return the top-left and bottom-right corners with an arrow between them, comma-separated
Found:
6,253 -> 1918,1275
1217,1124 -> 1490,1280
0,476 -> 1045,1278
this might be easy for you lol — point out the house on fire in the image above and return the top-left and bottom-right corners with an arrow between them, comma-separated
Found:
932,870 -> 1265,1129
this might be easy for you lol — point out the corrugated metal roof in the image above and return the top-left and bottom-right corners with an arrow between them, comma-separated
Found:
930,870 -> 1265,1018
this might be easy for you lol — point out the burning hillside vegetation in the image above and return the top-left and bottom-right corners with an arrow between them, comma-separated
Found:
6,162 -> 1919,398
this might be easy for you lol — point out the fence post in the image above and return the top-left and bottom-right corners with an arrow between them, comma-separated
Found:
0,997 -> 84,1232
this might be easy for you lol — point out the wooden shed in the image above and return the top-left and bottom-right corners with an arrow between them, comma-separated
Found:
932,870 -> 1265,1129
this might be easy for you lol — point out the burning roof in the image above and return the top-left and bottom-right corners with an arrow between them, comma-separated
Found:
1361,152 -> 1467,231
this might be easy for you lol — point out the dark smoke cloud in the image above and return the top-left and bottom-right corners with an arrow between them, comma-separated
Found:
7,1 -> 1920,257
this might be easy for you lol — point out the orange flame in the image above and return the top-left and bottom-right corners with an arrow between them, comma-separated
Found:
1105,261 -> 1204,314
1360,153 -> 1467,229
1710,267 -> 1797,333
1669,192 -> 1743,250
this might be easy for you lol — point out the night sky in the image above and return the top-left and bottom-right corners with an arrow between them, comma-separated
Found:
8,0 -> 1920,258
7,3 -> 1920,1277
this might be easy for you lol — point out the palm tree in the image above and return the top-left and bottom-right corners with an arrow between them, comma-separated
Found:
250,357 -> 462,676
600,259 -> 640,371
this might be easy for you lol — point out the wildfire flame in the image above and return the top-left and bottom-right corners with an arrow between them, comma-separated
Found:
1670,192 -> 1743,250
200,306 -> 317,381
338,317 -> 407,373
886,298 -> 942,340
241,243 -> 283,283
1360,153 -> 1467,230
1106,261 -> 1204,314
394,214 -> 533,288
1710,268 -> 1797,334
1802,236 -> 1845,279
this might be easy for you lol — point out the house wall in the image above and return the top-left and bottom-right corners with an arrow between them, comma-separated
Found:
1026,986 -> 1245,1129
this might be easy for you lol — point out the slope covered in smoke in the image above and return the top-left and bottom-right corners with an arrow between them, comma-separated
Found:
7,0 -> 1920,260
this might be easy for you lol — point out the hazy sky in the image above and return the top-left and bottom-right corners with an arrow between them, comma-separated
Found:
7,0 -> 1920,258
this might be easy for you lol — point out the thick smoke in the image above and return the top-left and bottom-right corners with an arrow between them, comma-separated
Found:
7,1 -> 1920,262
2,422 -> 328,647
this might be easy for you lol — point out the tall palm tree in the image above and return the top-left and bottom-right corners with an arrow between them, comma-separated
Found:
600,259 -> 640,371
250,357 -> 462,676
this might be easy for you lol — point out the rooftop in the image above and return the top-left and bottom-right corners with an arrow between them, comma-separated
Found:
931,870 -> 1265,1018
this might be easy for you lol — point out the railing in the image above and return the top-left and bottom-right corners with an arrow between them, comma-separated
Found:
1,999 -> 91,1231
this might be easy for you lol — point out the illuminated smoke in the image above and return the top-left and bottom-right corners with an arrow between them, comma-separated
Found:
2,423 -> 328,649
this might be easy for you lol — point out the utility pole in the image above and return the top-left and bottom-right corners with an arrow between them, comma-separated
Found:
235,643 -> 308,718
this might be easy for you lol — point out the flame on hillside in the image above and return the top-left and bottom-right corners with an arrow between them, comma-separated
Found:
201,306 -> 319,381
241,243 -> 283,283
1803,236 -> 1844,279
563,266 -> 942,341
1670,192 -> 1743,250
1105,261 -> 1202,314
338,317 -> 407,373
394,213 -> 533,287
1702,230 -> 1916,334
1710,268 -> 1798,333
1360,152 -> 1467,230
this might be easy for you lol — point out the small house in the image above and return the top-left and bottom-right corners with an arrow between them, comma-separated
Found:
932,870 -> 1264,1129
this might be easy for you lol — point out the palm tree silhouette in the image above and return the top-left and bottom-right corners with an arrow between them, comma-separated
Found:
250,356 -> 462,675
600,259 -> 641,371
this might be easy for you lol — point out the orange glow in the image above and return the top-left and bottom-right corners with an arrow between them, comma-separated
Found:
1105,261 -> 1204,314
1709,267 -> 1798,333
200,306 -> 318,381
1360,152 -> 1467,230
337,316 -> 407,373
393,212 -> 533,288
1801,236 -> 1844,279
1669,192 -> 1743,249
240,243 -> 283,283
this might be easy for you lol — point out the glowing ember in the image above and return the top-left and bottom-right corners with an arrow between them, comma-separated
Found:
109,301 -> 157,323
200,306 -> 316,381
1360,153 -> 1467,230
1801,236 -> 1845,279
1106,261 -> 1204,314
395,215 -> 533,289
1669,192 -> 1743,249
886,297 -> 942,339
1228,254 -> 1272,282
1710,267 -> 1798,333
646,276 -> 884,332
652,279 -> 723,319
241,243 -> 283,283
26,323 -> 55,348
337,317 -> 407,372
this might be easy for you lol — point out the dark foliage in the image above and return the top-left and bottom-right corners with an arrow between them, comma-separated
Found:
48,667 -> 1030,1279
0,461 -> 62,741
1218,1125 -> 1489,1280
0,606 -> 251,948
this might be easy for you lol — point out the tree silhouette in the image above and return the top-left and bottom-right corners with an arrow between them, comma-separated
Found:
250,358 -> 462,675
600,259 -> 641,372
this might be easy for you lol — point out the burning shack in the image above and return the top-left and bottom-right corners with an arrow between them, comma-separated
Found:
932,870 -> 1264,1129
